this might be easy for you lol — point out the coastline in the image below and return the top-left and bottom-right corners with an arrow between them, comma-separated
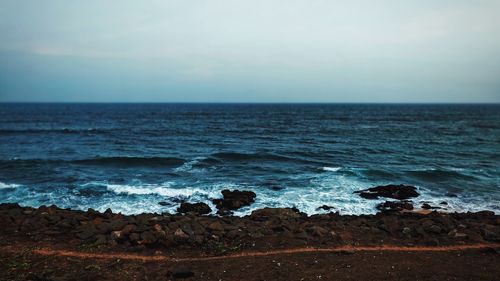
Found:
1,203 -> 499,280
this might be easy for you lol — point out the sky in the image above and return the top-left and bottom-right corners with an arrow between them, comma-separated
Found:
0,0 -> 499,103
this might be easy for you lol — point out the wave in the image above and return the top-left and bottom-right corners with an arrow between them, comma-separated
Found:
0,182 -> 20,189
0,128 -> 109,135
71,156 -> 185,168
405,169 -> 476,181
199,152 -> 323,166
323,167 -> 341,172
106,183 -> 207,197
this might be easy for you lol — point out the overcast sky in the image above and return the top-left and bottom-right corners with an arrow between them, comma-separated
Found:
0,0 -> 499,102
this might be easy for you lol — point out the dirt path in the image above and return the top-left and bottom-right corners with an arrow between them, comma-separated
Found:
3,243 -> 497,263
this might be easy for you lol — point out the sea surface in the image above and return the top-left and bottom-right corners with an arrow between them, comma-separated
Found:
0,103 -> 499,215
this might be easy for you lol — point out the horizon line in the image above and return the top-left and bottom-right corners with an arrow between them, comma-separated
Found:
0,101 -> 499,105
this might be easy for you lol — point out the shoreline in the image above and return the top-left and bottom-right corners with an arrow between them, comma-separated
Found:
1,203 -> 500,280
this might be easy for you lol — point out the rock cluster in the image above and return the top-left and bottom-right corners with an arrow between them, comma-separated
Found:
355,184 -> 420,200
177,202 -> 212,215
1,203 -> 499,255
212,189 -> 256,215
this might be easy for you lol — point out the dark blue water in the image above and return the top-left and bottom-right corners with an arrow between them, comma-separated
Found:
0,103 -> 499,215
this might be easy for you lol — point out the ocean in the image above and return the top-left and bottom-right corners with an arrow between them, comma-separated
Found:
0,103 -> 499,215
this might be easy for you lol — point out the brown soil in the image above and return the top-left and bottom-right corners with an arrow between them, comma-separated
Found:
1,203 -> 499,280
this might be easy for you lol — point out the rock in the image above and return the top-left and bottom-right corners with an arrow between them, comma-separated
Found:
454,232 -> 468,239
76,224 -> 97,240
140,231 -> 157,244
376,201 -> 413,213
207,221 -> 224,232
475,211 -> 495,217
307,226 -> 328,237
250,208 -> 304,220
429,225 -> 442,234
316,205 -> 335,211
354,184 -> 419,200
170,266 -> 194,278
129,233 -> 141,244
481,225 -> 500,242
110,230 -> 123,241
120,224 -> 136,235
177,202 -> 212,215
421,203 -> 441,210
94,234 -> 107,245
158,201 -> 169,206
174,228 -> 190,240
212,189 -> 256,212
402,227 -> 412,235
440,201 -> 448,205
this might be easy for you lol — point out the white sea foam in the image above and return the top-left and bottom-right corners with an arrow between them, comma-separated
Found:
0,182 -> 20,189
322,167 -> 341,172
106,183 -> 207,198
173,157 -> 207,173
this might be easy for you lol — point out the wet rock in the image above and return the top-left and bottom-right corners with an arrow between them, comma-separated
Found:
354,184 -> 419,200
316,205 -> 335,211
158,201 -> 169,206
177,202 -> 212,215
421,203 -> 441,210
250,208 -> 304,220
376,201 -> 413,213
212,189 -> 256,212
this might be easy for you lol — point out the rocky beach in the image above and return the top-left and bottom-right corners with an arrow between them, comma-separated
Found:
1,185 -> 500,280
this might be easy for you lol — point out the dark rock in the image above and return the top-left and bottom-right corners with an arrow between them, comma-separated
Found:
250,207 -> 304,220
76,223 -> 97,240
354,184 -> 419,200
94,234 -> 107,245
158,201 -> 169,206
207,221 -> 224,232
307,225 -> 328,237
174,228 -> 190,240
177,202 -> 212,215
316,205 -> 335,211
481,225 -> 500,242
475,211 -> 495,217
421,203 -> 441,210
140,231 -> 157,244
376,201 -> 413,213
170,266 -> 194,278
440,201 -> 448,205
212,189 -> 256,212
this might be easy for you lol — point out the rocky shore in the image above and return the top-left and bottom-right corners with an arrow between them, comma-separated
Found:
1,184 -> 499,280
1,202 -> 499,254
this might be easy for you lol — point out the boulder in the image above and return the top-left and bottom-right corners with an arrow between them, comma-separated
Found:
376,201 -> 413,213
212,189 -> 256,213
355,184 -> 419,200
250,208 -> 304,220
177,202 -> 212,215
